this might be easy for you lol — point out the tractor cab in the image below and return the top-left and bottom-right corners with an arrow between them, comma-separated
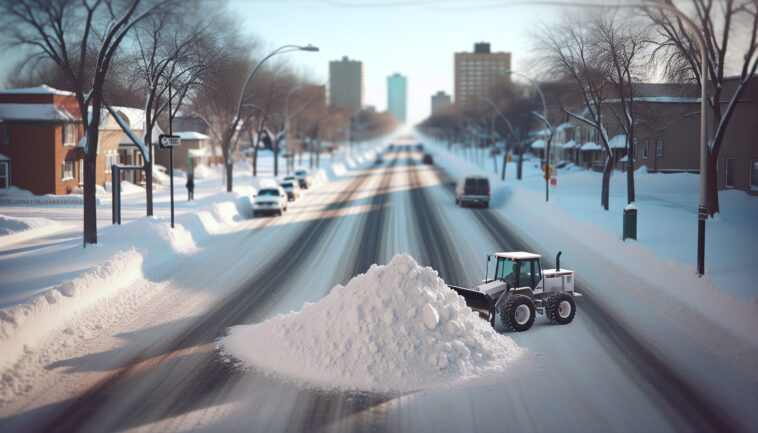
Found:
486,252 -> 544,292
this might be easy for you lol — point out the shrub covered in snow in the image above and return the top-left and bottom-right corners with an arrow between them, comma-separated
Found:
221,254 -> 522,392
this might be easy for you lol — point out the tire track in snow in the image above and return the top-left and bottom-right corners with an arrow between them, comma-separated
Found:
291,156 -> 401,433
405,157 -> 468,284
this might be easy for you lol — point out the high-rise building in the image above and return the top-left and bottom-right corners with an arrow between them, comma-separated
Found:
431,91 -> 452,115
329,56 -> 363,111
387,73 -> 407,123
454,42 -> 511,110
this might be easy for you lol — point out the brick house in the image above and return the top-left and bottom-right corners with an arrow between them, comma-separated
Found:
0,84 -> 160,194
0,85 -> 84,194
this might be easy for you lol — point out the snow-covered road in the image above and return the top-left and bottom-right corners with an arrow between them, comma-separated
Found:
0,148 -> 751,432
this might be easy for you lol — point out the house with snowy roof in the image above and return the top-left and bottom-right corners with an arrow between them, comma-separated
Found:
553,79 -> 757,194
0,85 -> 84,194
94,105 -> 162,186
0,84 -> 164,194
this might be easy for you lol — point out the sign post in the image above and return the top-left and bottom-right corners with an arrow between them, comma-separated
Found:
159,134 -> 181,228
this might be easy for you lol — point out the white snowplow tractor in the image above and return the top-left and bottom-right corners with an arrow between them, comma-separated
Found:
449,251 -> 581,332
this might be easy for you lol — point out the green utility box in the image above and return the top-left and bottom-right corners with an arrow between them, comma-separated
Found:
623,204 -> 637,241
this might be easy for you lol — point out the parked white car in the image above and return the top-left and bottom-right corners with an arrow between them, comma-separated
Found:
253,187 -> 288,217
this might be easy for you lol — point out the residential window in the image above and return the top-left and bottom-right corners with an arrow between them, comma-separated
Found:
0,123 -> 9,153
61,160 -> 75,180
655,139 -> 664,157
0,161 -> 9,189
63,124 -> 75,147
642,139 -> 649,159
725,158 -> 735,188
750,160 -> 758,191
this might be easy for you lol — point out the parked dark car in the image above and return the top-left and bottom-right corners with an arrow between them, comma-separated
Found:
455,176 -> 491,208
422,153 -> 434,165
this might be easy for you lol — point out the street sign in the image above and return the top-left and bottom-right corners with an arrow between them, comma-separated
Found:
158,134 -> 181,149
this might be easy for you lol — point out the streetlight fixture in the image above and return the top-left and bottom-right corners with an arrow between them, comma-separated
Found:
226,44 -> 319,178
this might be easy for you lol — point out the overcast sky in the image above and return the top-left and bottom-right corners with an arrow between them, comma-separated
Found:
0,0 -> 561,124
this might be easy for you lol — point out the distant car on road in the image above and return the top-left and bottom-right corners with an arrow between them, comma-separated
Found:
422,153 -> 434,165
455,176 -> 491,208
294,169 -> 313,189
253,187 -> 288,216
279,180 -> 301,201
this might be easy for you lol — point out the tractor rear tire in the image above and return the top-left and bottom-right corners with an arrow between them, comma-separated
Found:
500,294 -> 536,332
546,292 -> 576,325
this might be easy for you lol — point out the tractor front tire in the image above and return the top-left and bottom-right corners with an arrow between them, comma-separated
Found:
546,292 -> 576,325
500,294 -> 536,332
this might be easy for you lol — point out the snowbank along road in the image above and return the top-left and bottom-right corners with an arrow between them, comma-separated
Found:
0,146 -> 749,432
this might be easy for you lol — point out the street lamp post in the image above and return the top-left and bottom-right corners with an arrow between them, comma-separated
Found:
480,96 -> 521,180
280,86 -> 300,176
505,69 -> 553,202
497,0 -> 709,275
227,44 -> 318,181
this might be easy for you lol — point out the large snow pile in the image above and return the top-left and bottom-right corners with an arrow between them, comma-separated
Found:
0,214 -> 53,236
221,254 -> 522,392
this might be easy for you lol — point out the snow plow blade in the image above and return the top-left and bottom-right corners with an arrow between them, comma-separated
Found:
449,285 -> 496,327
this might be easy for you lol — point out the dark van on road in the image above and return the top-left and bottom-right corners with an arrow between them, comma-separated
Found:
455,176 -> 491,208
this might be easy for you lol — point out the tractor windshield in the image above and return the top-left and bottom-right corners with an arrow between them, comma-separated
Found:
495,258 -> 518,286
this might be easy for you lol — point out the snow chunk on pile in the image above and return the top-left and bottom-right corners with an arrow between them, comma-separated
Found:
221,254 -> 522,392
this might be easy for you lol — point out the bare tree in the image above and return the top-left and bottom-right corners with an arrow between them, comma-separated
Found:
594,12 -> 653,204
533,14 -> 616,210
647,0 -> 758,215
1,0 -> 172,244
189,24 -> 258,189
129,7 -> 220,214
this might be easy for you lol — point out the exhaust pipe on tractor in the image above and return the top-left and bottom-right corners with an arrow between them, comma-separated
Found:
556,251 -> 562,271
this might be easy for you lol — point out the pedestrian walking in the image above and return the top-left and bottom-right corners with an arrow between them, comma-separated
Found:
186,174 -> 194,201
